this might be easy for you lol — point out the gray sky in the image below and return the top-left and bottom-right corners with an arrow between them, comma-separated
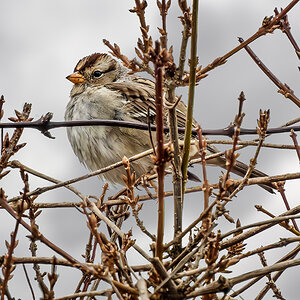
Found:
0,1 -> 299,299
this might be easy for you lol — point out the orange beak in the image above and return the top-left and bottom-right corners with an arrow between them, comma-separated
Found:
66,72 -> 85,84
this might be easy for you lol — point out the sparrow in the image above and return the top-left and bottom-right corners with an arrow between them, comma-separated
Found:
65,53 -> 273,192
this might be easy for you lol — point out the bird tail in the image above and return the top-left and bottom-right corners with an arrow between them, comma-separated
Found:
215,156 -> 275,194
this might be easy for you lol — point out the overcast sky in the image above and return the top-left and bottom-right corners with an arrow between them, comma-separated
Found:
0,1 -> 300,299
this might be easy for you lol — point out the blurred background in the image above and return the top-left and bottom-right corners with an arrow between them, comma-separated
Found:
0,0 -> 299,298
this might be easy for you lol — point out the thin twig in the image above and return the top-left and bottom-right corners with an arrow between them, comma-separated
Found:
0,193 -> 95,274
2,118 -> 300,137
290,129 -> 300,161
206,139 -> 296,150
238,37 -> 300,108
229,171 -> 300,188
220,205 -> 300,250
21,264 -> 35,300
229,110 -> 270,197
5,184 -> 215,209
165,199 -> 217,249
9,160 -> 84,200
197,127 -> 212,232
7,147 -> 155,203
86,200 -> 152,262
187,258 -> 300,298
1,200 -> 21,300
255,204 -> 299,235
276,182 -> 299,231
196,0 -> 299,79
151,257 -> 178,296
275,7 -> 300,59
221,214 -> 300,239
53,289 -> 113,300
231,243 -> 300,298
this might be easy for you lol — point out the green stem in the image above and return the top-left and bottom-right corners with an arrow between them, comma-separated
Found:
181,0 -> 199,196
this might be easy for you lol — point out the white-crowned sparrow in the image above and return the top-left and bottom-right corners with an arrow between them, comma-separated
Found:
65,53 -> 273,192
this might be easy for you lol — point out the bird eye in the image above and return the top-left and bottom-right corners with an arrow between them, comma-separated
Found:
93,70 -> 102,78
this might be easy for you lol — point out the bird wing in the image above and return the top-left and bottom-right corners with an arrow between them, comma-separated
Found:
105,77 -> 191,130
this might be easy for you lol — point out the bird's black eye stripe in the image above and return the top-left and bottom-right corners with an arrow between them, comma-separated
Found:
93,70 -> 103,78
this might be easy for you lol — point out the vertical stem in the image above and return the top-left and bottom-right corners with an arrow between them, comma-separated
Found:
177,1 -> 192,82
181,0 -> 199,195
177,25 -> 191,81
197,128 -> 211,231
167,86 -> 183,242
159,0 -> 182,245
160,0 -> 167,49
168,1 -> 191,245
155,65 -> 165,260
